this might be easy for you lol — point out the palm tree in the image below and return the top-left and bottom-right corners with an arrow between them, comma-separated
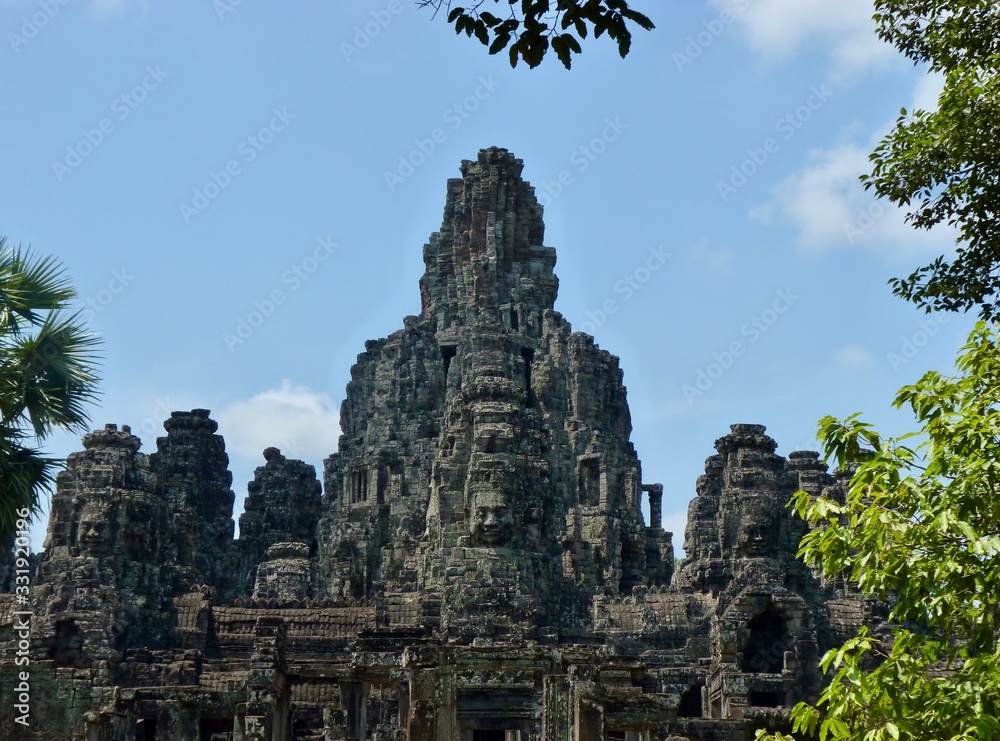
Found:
0,236 -> 101,539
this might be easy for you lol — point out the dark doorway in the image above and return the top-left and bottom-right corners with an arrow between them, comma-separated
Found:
441,345 -> 457,380
135,718 -> 156,741
198,717 -> 233,740
520,348 -> 534,405
473,731 -> 507,741
578,458 -> 600,506
678,684 -> 702,717
750,690 -> 784,707
50,619 -> 88,668
741,605 -> 788,673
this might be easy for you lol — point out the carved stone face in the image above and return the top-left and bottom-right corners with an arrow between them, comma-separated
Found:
469,490 -> 513,546
733,497 -> 779,558
738,519 -> 770,557
76,500 -> 113,555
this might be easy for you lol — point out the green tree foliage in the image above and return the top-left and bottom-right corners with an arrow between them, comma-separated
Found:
418,0 -> 654,69
865,1 -> 1000,320
0,237 -> 100,539
759,322 -> 1000,741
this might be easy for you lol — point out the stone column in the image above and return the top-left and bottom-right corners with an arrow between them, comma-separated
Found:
645,484 -> 663,529
246,617 -> 290,741
543,675 -> 571,741
407,668 -> 435,741
435,664 -> 457,741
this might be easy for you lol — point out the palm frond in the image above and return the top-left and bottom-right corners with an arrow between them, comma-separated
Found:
3,312 -> 101,436
0,237 -> 79,333
0,236 -> 102,539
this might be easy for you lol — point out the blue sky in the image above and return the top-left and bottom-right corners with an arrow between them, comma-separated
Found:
2,0 -> 974,553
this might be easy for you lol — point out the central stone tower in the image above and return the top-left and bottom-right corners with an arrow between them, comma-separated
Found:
315,147 -> 673,642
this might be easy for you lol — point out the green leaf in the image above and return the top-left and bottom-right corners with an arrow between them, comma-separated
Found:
489,33 -> 511,55
473,19 -> 489,45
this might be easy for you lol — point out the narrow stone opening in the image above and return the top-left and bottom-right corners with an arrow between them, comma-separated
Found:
749,690 -> 784,707
578,458 -> 600,506
678,684 -> 702,717
741,604 -> 788,673
441,345 -> 457,380
344,682 -> 367,740
377,466 -> 388,504
125,529 -> 147,558
520,347 -> 534,405
135,718 -> 157,741
509,306 -> 519,331
474,732 -> 504,741
197,717 -> 232,740
473,731 -> 519,741
50,619 -> 87,668
619,534 -> 645,592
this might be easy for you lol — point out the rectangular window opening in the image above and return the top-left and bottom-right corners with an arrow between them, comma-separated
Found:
578,458 -> 600,506
473,731 -> 520,741
749,690 -> 784,708
351,470 -> 368,503
521,347 -> 535,405
441,345 -> 457,380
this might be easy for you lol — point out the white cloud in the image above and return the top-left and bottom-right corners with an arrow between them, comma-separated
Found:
711,0 -> 893,74
750,141 -> 955,255
216,380 -> 341,463
688,241 -> 736,271
832,344 -> 873,371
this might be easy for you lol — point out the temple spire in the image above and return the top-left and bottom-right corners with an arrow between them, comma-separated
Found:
419,147 -> 557,335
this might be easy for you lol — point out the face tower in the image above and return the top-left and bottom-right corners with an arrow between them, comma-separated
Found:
315,147 -> 673,642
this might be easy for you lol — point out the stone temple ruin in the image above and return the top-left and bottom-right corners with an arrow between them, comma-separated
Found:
1,148 -> 874,740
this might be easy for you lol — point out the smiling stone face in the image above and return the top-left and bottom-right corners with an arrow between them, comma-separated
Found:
469,490 -> 513,547
76,499 -> 113,556
732,494 -> 781,559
